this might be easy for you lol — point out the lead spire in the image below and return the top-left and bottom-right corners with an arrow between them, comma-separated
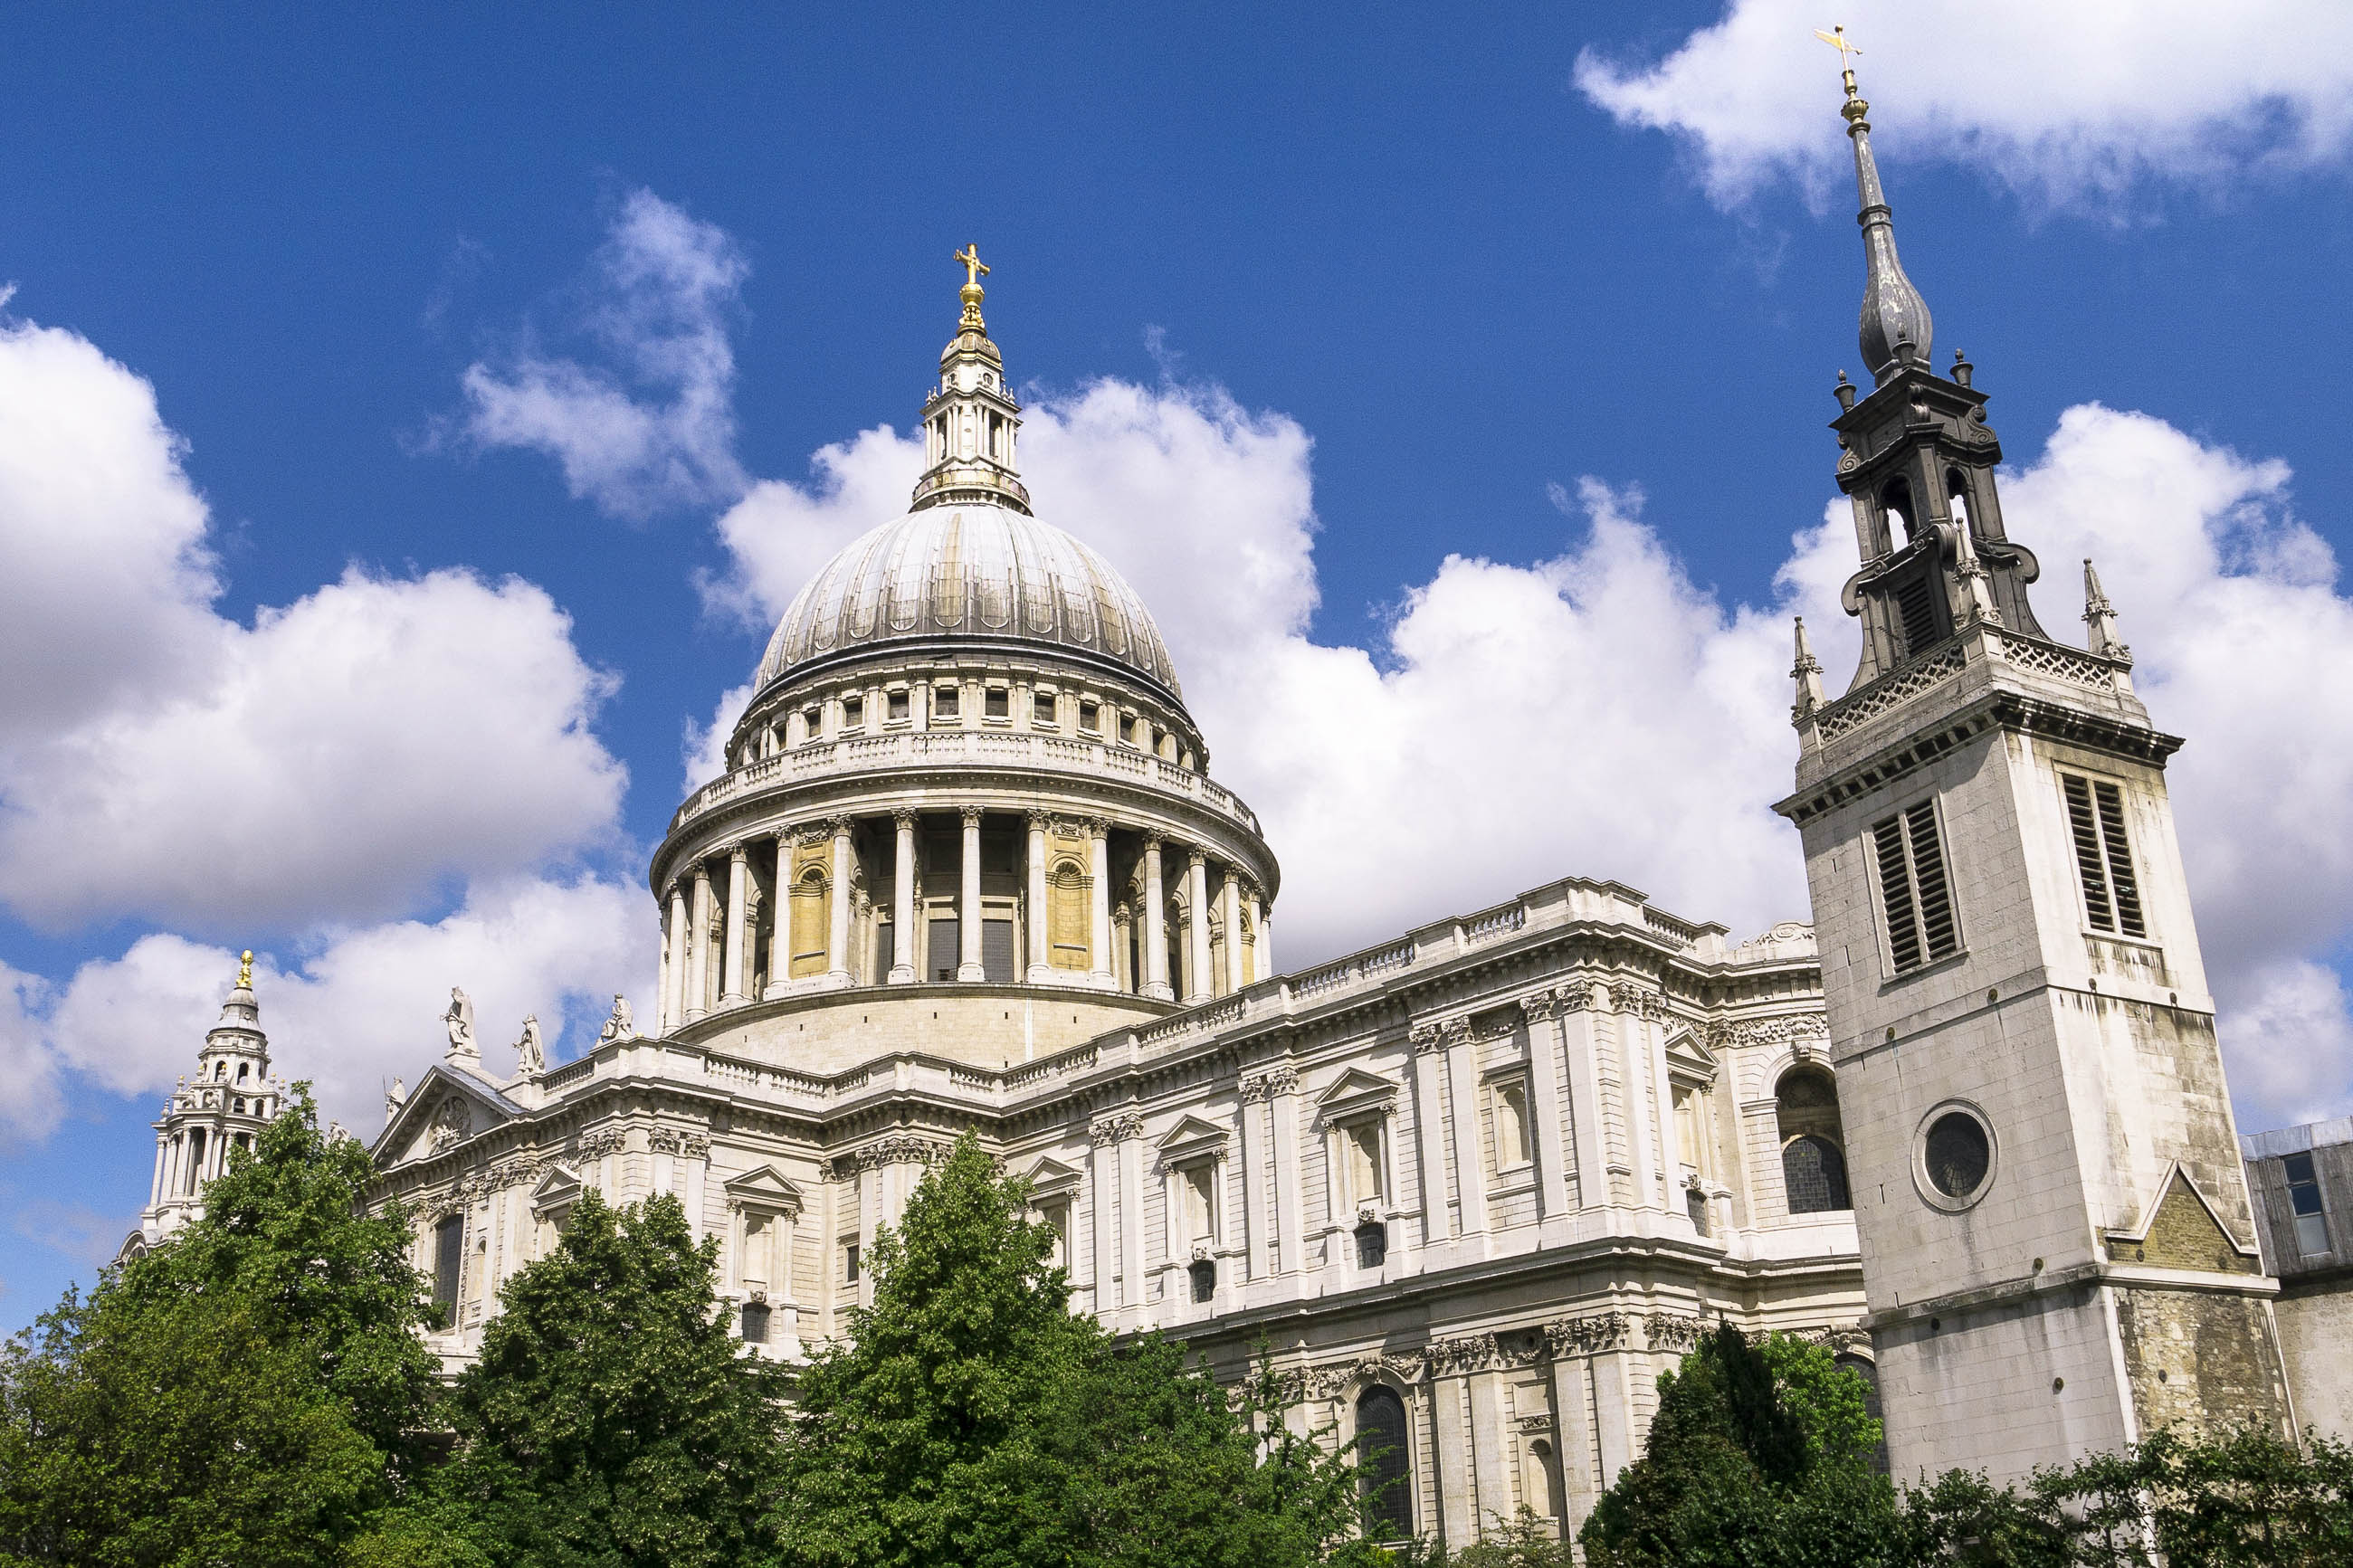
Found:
910,244 -> 1033,514
1817,26 -> 1933,385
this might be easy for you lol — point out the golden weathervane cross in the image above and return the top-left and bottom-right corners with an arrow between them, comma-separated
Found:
1813,24 -> 1863,101
954,243 -> 989,288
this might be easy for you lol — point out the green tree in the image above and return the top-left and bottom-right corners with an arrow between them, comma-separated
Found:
432,1188 -> 790,1568
774,1133 -> 1369,1568
109,1084 -> 442,1472
1578,1323 -> 1898,1568
0,1286 -> 387,1568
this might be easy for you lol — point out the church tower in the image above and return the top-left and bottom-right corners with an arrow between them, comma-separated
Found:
120,953 -> 287,1259
1773,52 -> 2294,1480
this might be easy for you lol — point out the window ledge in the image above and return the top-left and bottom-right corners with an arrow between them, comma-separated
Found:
1877,946 -> 1971,993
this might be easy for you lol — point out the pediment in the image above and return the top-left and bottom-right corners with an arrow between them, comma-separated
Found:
1021,1155 -> 1083,1198
722,1164 -> 803,1216
2103,1164 -> 2260,1273
1155,1115 -> 1230,1166
1316,1067 -> 1399,1125
1664,1027 -> 1720,1081
374,1066 -> 518,1167
530,1165 -> 584,1211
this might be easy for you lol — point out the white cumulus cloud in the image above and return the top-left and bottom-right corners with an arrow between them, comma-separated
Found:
461,188 -> 750,518
1576,0 -> 2353,212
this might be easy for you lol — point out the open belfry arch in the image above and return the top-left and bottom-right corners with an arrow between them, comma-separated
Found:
1774,40 -> 2296,1481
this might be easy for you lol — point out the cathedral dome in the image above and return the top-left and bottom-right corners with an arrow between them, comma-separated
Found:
753,499 -> 1181,700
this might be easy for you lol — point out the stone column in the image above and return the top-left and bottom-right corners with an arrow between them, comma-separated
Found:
1520,991 -> 1575,1222
1088,817 -> 1113,988
1269,1068 -> 1304,1276
1118,1123 -> 1145,1326
687,866 -> 714,1022
1432,1373 -> 1474,1544
1141,837 -> 1172,1000
1443,1021 -> 1490,1252
1244,886 -> 1264,984
1548,1340 -> 1604,1538
763,837 -> 792,1000
1025,810 -> 1052,984
827,818 -> 854,986
1613,984 -> 1660,1210
1411,1025 -> 1453,1247
957,808 -> 985,982
889,811 -> 917,984
1088,1115 -> 1133,1312
1259,907 -> 1275,978
1184,850 -> 1211,1003
1555,983 -> 1613,1206
911,676 -> 930,733
1220,870 -> 1245,995
664,885 -> 688,1030
721,847 -> 750,1005
149,1132 -> 167,1207
1238,1072 -> 1274,1282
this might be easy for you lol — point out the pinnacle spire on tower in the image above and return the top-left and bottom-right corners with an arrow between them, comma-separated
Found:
910,243 -> 1033,515
1818,26 -> 1933,384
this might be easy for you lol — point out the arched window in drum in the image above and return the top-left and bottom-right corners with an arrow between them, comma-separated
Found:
1776,1065 -> 1852,1214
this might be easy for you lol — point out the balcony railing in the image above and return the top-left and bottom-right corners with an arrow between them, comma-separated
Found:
670,728 -> 1263,836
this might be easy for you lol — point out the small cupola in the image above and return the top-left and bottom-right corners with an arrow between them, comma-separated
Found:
910,244 -> 1034,515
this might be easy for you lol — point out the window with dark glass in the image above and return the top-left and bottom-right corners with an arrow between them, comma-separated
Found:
1034,690 -> 1055,723
1775,1066 -> 1850,1214
740,1302 -> 770,1345
1355,1220 -> 1387,1269
843,1240 -> 861,1285
433,1215 -> 463,1328
1924,1113 -> 1992,1201
1871,800 -> 1958,973
2062,774 -> 2146,937
1356,1386 -> 1413,1536
1080,700 -> 1100,732
887,689 -> 910,720
984,687 -> 1010,719
2285,1152 -> 2331,1257
928,917 -> 959,982
1782,1136 -> 1852,1213
932,687 -> 959,719
1189,1259 -> 1215,1303
841,695 -> 862,727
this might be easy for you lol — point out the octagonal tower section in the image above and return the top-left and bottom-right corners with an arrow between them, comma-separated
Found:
648,264 -> 1278,1076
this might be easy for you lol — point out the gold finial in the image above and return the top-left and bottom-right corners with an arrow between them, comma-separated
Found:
237,949 -> 253,989
1813,24 -> 1865,112
952,243 -> 989,330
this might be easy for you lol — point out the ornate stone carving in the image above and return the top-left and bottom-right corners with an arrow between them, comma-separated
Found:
1519,990 -> 1563,1023
1426,1333 -> 1498,1374
1293,1351 -> 1428,1401
1088,1110 -> 1145,1147
1239,1065 -> 1298,1101
961,806 -> 985,829
891,807 -> 917,831
1646,1311 -> 1706,1352
427,1095 -> 472,1152
828,1134 -> 951,1178
574,1127 -> 627,1160
1710,1013 -> 1833,1053
1543,1311 -> 1631,1355
1409,1019 -> 1472,1054
646,1126 -> 710,1157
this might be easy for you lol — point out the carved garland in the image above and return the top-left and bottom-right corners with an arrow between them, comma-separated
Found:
1087,1111 -> 1146,1147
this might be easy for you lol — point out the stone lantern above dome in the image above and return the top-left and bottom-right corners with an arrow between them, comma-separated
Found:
646,256 -> 1276,1073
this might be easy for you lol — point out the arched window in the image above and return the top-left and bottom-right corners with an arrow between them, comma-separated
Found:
1945,467 -> 1973,532
1189,1259 -> 1215,1303
1356,1386 -> 1414,1537
1783,1136 -> 1852,1213
789,866 -> 829,978
1355,1219 -> 1387,1269
1524,1437 -> 1563,1521
1881,475 -> 1917,543
1776,1065 -> 1852,1215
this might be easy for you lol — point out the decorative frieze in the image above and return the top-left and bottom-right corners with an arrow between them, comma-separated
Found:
1408,1018 -> 1472,1055
1088,1110 -> 1145,1146
1544,1311 -> 1632,1355
828,1134 -> 951,1178
428,1096 -> 472,1152
1646,1311 -> 1707,1352
574,1127 -> 629,1160
1710,1013 -> 1833,1054
646,1126 -> 711,1159
1238,1065 -> 1298,1101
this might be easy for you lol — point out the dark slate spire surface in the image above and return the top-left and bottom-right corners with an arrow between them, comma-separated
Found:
1842,71 -> 1933,384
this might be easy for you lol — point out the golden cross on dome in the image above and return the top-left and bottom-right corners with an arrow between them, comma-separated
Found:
238,949 -> 253,989
954,244 -> 989,288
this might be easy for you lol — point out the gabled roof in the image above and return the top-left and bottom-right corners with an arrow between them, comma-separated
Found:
1315,1067 -> 1399,1124
371,1063 -> 523,1167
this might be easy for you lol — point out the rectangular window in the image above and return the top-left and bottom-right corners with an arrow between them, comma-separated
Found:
842,1240 -> 862,1285
875,920 -> 894,979
982,917 -> 1016,983
2062,774 -> 2146,937
887,689 -> 910,721
1034,690 -> 1056,724
927,917 -> 960,982
1870,799 -> 1958,974
932,687 -> 959,720
433,1215 -> 463,1327
1119,714 -> 1137,745
801,705 -> 822,740
740,1302 -> 770,1345
842,695 -> 863,727
2285,1151 -> 2331,1257
984,687 -> 1010,719
1079,700 -> 1100,733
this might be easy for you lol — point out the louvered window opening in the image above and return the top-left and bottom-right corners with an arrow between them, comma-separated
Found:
2062,774 -> 2145,938
1893,573 -> 1940,659
1872,801 -> 1959,973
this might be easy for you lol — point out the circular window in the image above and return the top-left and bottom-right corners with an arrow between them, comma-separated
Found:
1919,1107 -> 1995,1207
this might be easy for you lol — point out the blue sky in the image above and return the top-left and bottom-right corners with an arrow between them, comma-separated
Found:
2,2 -> 2350,1330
